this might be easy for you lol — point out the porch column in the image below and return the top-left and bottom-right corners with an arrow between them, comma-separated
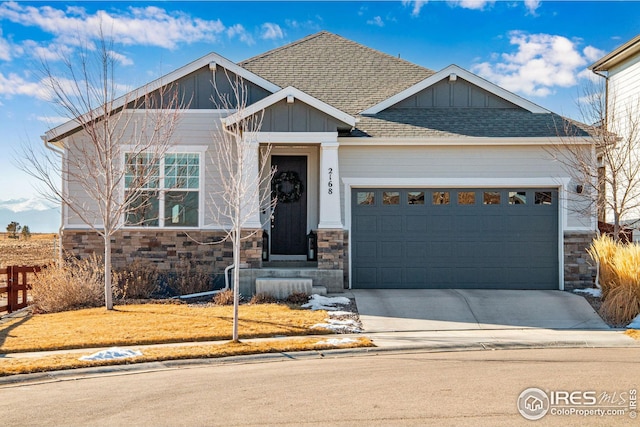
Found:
240,138 -> 262,229
318,142 -> 343,229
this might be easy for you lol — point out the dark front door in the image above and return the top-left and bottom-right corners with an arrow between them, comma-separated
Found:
271,156 -> 308,255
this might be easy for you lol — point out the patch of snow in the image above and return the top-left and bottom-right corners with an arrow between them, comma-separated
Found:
316,338 -> 357,346
302,294 -> 351,311
574,288 -> 602,298
627,314 -> 640,329
79,347 -> 142,361
312,318 -> 362,334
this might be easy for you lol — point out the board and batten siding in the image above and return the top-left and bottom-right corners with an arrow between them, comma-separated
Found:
338,144 -> 594,230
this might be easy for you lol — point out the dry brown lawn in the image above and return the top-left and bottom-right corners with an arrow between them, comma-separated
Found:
0,303 -> 333,353
0,233 -> 58,268
626,329 -> 640,340
0,303 -> 373,376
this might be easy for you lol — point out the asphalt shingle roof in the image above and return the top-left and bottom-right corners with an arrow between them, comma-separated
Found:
354,109 -> 590,138
240,31 -> 435,115
240,31 -> 590,139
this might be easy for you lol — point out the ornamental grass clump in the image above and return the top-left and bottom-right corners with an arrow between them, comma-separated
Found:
30,254 -> 104,313
113,259 -> 160,300
589,235 -> 640,325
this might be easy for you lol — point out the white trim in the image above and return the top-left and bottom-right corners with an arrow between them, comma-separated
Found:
45,53 -> 280,142
222,86 -> 356,128
255,132 -> 338,144
342,177 -> 572,291
361,64 -> 550,115
338,136 -> 593,146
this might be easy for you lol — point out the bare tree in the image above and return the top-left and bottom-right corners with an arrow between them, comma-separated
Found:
551,80 -> 640,240
18,35 -> 185,309
200,74 -> 276,342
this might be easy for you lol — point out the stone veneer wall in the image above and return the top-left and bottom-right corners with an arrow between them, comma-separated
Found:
62,229 -> 263,274
564,231 -> 597,291
316,229 -> 344,267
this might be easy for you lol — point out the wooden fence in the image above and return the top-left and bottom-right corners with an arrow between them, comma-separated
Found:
0,265 -> 42,314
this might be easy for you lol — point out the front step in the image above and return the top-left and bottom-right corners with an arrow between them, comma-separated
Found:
256,277 -> 313,299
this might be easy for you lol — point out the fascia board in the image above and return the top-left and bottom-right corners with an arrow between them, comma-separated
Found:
361,64 -> 550,115
44,52 -> 281,142
222,86 -> 356,127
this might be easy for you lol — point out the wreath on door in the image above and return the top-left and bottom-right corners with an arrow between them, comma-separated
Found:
272,171 -> 304,203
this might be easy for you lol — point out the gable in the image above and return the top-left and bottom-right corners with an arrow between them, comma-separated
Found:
147,65 -> 273,110
362,65 -> 548,115
390,77 -> 521,110
260,99 -> 348,132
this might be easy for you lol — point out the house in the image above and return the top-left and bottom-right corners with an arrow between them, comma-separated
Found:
45,31 -> 596,293
590,34 -> 640,240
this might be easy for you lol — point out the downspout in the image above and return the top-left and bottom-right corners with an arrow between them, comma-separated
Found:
224,263 -> 234,290
41,135 -> 65,263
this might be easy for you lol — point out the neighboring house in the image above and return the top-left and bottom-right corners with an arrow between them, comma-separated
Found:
590,34 -> 640,239
45,31 -> 595,293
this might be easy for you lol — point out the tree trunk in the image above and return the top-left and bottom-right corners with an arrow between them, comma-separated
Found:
104,236 -> 113,310
232,228 -> 241,342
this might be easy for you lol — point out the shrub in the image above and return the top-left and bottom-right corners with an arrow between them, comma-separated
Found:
113,259 -> 160,300
213,288 -> 235,305
31,254 -> 104,313
285,292 -> 309,305
249,293 -> 277,305
166,257 -> 213,296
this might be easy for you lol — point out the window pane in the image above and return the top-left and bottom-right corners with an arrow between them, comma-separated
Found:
535,191 -> 552,205
509,191 -> 527,205
125,153 -> 159,189
165,191 -> 199,227
125,191 -> 159,226
458,191 -> 475,205
483,191 -> 501,205
383,191 -> 400,205
432,192 -> 450,205
408,191 -> 425,205
357,192 -> 375,205
165,153 -> 199,189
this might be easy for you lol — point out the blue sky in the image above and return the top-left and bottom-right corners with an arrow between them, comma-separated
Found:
0,0 -> 639,229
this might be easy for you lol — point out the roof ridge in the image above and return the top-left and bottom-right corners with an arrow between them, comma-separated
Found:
240,31 -> 433,73
239,31 -> 329,65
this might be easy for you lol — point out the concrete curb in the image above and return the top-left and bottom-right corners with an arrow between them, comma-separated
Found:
1,330 -> 639,387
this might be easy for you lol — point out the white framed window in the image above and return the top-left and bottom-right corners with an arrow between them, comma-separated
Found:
124,151 -> 201,228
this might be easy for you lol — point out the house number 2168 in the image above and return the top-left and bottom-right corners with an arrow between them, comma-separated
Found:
327,168 -> 333,195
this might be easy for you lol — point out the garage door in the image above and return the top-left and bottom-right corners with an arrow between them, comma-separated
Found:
351,188 -> 558,289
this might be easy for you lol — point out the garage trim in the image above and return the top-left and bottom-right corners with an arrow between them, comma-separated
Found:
342,177 -> 573,290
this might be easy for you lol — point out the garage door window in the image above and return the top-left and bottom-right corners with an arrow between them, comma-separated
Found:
535,191 -> 552,205
408,191 -> 425,205
483,191 -> 501,205
458,191 -> 476,205
383,191 -> 400,205
357,192 -> 375,205
509,191 -> 527,204
433,191 -> 450,205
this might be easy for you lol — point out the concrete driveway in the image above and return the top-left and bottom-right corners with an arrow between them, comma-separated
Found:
351,289 -> 610,332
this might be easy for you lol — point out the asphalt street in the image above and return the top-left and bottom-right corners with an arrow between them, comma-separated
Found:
1,347 -> 638,427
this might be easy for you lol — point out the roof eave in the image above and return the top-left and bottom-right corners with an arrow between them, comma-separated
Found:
590,34 -> 640,72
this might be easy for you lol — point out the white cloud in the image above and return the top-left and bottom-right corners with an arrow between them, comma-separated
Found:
0,2 -> 226,50
261,23 -> 284,40
0,30 -> 12,61
108,50 -> 133,66
524,0 -> 541,15
472,32 -> 595,97
402,0 -> 428,17
227,24 -> 254,45
36,115 -> 70,126
449,0 -> 496,10
0,73 -> 52,100
583,45 -> 605,62
367,16 -> 385,27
